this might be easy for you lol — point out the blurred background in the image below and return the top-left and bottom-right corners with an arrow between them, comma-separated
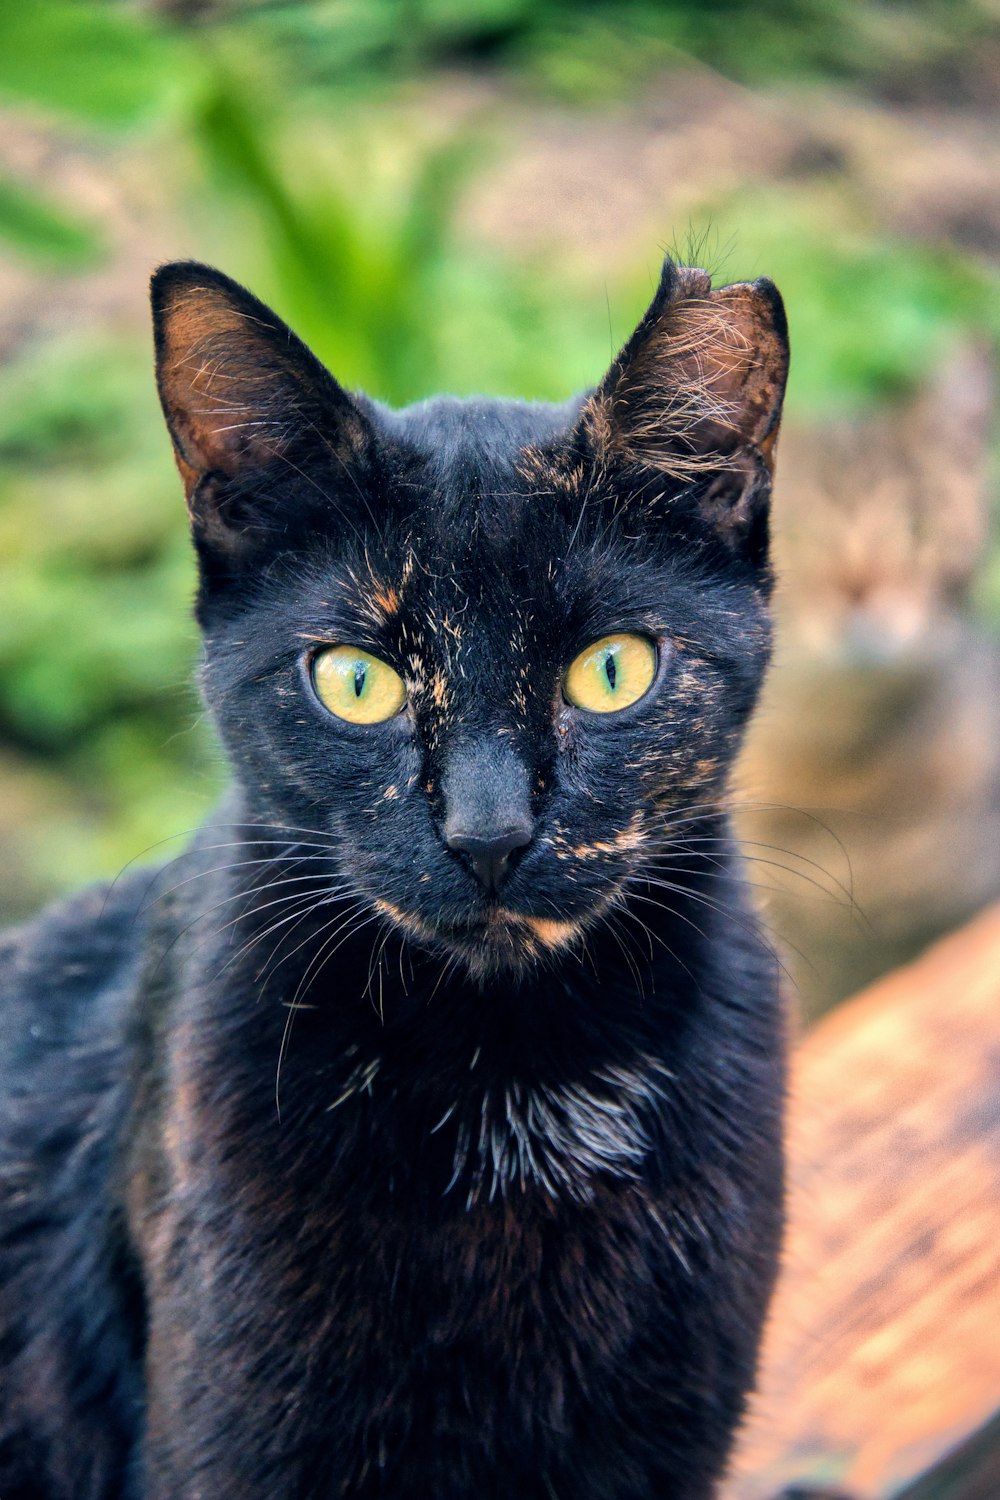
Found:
1,0 -> 998,1019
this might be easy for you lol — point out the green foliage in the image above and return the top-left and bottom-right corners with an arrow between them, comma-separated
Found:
178,54 -> 629,406
0,176 -> 103,267
687,190 -> 999,415
191,78 -> 486,403
0,0 -> 998,916
0,0 -> 198,268
0,332 -> 218,910
221,0 -> 999,97
0,0 -> 190,126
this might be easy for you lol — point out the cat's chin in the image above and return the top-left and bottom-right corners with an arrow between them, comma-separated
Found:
373,898 -> 587,978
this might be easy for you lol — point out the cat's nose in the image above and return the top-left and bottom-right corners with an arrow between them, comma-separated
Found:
445,824 -> 533,893
441,741 -> 535,892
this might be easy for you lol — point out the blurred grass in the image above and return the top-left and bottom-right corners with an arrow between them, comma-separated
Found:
0,176 -> 103,266
204,0 -> 1000,100
0,0 -> 998,917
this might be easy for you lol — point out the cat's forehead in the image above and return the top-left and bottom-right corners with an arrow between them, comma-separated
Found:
379,394 -> 582,521
351,514 -> 558,642
360,394 -> 588,592
380,392 -> 584,467
318,393 -> 671,645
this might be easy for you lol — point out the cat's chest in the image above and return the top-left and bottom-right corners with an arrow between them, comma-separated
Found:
218,1146 -> 665,1429
139,1100 -> 682,1497
153,1046 -> 678,1352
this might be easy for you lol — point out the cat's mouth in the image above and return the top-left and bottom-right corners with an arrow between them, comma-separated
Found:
373,898 -> 588,974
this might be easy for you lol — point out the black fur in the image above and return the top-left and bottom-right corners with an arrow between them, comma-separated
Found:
0,256 -> 789,1498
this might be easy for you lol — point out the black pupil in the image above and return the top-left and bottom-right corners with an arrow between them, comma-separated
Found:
604,651 -> 617,691
354,662 -> 366,698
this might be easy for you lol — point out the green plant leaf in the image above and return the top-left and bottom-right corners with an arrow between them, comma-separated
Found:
0,176 -> 102,266
0,0 -> 189,127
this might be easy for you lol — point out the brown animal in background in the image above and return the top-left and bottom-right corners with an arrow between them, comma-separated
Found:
737,345 -> 999,1018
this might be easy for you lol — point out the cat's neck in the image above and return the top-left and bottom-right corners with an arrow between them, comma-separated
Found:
139,793 -> 768,1208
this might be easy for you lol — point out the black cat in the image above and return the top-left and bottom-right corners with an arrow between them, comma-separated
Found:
0,256 -> 789,1499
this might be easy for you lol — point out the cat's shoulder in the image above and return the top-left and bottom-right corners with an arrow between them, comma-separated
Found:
0,871 -> 154,1075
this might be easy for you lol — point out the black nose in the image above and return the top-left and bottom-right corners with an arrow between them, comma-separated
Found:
445,823 -> 533,893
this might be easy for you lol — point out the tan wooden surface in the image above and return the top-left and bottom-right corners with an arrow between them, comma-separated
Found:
724,902 -> 1000,1499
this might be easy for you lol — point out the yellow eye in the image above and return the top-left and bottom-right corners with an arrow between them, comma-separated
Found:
311,645 -> 406,724
564,633 -> 658,714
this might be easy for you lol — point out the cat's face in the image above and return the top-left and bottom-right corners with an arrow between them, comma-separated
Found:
152,260 -> 788,977
769,345 -> 993,672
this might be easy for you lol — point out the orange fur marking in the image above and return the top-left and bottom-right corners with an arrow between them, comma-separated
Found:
569,812 -> 646,861
522,917 -> 580,951
371,584 -> 400,616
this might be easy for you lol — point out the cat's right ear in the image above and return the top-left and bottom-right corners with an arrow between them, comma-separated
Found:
151,262 -> 370,561
583,260 -> 789,565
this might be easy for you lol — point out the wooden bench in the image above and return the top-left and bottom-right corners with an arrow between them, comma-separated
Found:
723,903 -> 1000,1500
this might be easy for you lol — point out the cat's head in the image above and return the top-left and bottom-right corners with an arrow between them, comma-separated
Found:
771,345 -> 994,670
152,258 -> 788,978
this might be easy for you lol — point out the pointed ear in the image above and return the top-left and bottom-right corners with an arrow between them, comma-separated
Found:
150,261 -> 370,538
585,260 -> 789,556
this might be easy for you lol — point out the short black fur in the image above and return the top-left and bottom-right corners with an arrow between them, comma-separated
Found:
0,255 -> 789,1499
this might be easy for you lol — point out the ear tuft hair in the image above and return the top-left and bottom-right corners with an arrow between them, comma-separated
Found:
582,259 -> 789,560
585,260 -> 788,483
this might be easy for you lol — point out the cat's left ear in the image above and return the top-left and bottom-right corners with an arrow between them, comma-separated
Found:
151,261 -> 370,540
585,260 -> 789,559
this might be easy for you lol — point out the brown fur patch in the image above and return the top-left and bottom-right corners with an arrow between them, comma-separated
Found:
156,286 -> 296,497
567,812 -> 646,862
371,584 -> 400,617
154,275 -> 366,503
521,916 -> 581,951
372,898 -> 436,944
515,444 -> 587,496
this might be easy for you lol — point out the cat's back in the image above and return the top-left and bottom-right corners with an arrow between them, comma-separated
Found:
0,874 -> 152,1498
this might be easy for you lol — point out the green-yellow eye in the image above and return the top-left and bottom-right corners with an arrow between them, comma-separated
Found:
564,633 -> 658,714
311,645 -> 406,724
